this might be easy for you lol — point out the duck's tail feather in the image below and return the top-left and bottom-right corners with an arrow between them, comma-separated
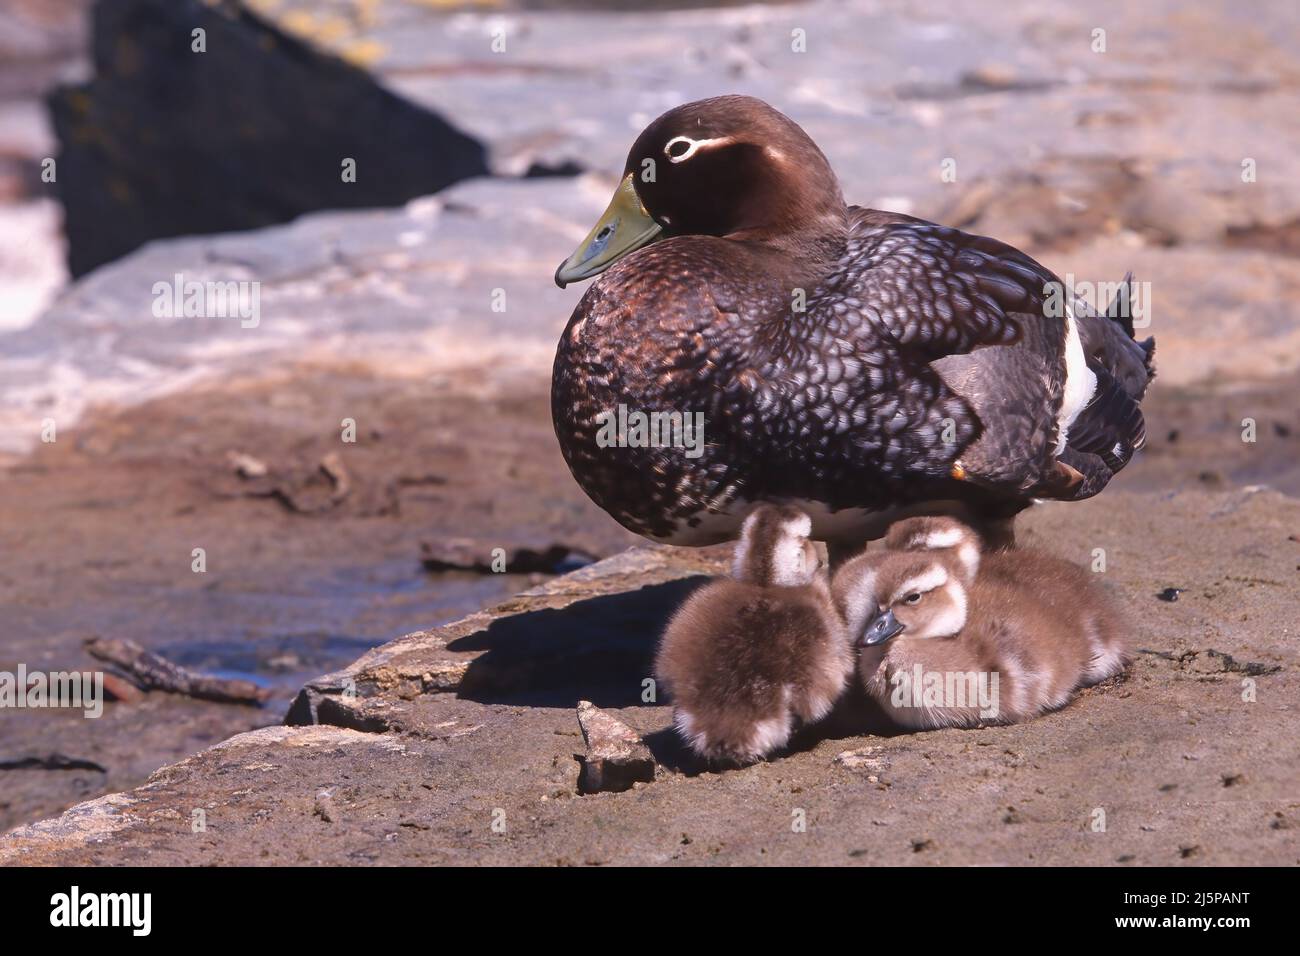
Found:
1073,273 -> 1155,402
1035,365 -> 1146,500
1104,271 -> 1137,338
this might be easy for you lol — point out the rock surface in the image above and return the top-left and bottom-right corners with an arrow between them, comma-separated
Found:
285,545 -> 728,730
3,486 -> 1296,865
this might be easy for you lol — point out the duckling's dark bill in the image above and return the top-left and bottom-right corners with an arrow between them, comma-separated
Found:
861,609 -> 905,646
555,173 -> 662,287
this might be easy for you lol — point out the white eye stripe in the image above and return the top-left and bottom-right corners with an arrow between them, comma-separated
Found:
664,135 -> 734,163
923,529 -> 964,548
891,566 -> 948,603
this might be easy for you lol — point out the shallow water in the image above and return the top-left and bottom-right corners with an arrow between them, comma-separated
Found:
154,566 -> 529,698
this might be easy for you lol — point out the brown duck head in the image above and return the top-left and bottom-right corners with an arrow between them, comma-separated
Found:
555,95 -> 848,287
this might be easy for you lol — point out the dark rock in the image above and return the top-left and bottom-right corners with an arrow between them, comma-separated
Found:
48,0 -> 486,276
1194,650 -> 1281,677
1157,587 -> 1184,602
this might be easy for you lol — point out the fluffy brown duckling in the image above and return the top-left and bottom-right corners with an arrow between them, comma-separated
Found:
655,504 -> 852,764
884,515 -> 1129,685
833,541 -> 1128,730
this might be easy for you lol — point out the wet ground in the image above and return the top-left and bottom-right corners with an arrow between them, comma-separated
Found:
0,359 -> 638,831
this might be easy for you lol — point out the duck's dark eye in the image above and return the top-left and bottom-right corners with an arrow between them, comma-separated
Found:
904,592 -> 922,605
666,139 -> 691,159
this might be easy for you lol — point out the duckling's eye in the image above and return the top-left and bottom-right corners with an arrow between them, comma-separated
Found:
904,592 -> 922,605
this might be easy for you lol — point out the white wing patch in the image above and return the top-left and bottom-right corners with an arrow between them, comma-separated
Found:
1056,301 -> 1098,455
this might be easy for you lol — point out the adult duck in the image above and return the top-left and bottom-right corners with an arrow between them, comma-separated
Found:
552,95 -> 1154,552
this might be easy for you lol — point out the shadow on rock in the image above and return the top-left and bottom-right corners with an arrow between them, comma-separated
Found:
451,576 -> 711,709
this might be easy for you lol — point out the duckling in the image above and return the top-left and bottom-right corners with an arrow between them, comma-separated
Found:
553,95 -> 1154,554
655,504 -> 852,764
884,515 -> 1129,685
833,546 -> 1127,730
884,514 -> 985,584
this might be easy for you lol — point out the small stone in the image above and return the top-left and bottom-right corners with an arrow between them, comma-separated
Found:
226,450 -> 268,479
960,63 -> 1021,90
1157,587 -> 1184,602
574,701 -> 655,795
313,788 -> 338,823
834,746 -> 890,772
319,452 -> 351,502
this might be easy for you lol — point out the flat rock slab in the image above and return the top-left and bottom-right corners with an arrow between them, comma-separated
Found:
285,544 -> 729,731
3,486 -> 1297,865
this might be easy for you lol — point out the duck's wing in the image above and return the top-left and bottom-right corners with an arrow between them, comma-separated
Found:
843,209 -> 1153,500
841,208 -> 1055,358
838,209 -> 1067,490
